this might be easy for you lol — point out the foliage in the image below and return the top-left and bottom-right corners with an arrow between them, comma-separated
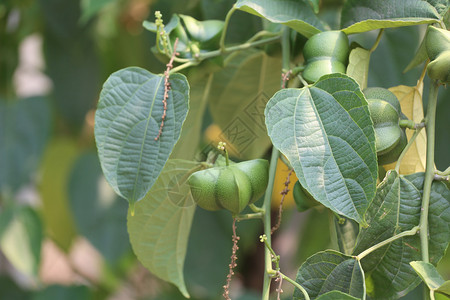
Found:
0,0 -> 449,299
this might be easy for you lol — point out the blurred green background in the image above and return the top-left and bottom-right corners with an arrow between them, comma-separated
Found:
0,0 -> 449,299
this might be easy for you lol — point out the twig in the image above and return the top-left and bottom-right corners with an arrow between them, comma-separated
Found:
281,70 -> 292,88
275,271 -> 284,300
271,169 -> 293,234
155,38 -> 179,141
223,218 -> 240,300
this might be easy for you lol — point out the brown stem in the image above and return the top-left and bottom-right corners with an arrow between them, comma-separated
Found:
223,218 -> 240,300
271,169 -> 293,234
155,38 -> 179,141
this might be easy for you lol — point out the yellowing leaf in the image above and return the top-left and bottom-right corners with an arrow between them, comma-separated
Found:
384,82 -> 426,173
271,158 -> 298,209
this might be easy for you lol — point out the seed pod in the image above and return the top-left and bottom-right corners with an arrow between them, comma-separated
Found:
293,181 -> 319,212
427,50 -> 450,83
425,26 -> 450,83
302,31 -> 349,83
364,88 -> 408,165
425,26 -> 450,61
188,159 -> 269,214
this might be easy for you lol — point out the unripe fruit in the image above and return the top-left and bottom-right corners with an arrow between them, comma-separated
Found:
364,88 -> 408,165
302,31 -> 349,83
427,50 -> 450,83
293,181 -> 319,212
425,26 -> 450,61
188,159 -> 269,214
425,26 -> 450,83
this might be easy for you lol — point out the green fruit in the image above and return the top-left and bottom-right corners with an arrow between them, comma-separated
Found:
179,15 -> 224,50
302,31 -> 349,83
425,26 -> 450,61
188,159 -> 269,214
293,181 -> 318,212
364,88 -> 408,165
427,50 -> 450,83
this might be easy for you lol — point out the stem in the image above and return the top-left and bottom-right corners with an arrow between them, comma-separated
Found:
234,212 -> 264,220
357,226 -> 419,260
200,35 -> 281,60
169,61 -> 199,74
219,5 -> 237,52
249,203 -> 265,213
398,119 -> 417,129
419,79 -> 439,263
262,26 -> 290,300
281,273 -> 311,300
262,147 -> 279,300
394,126 -> 424,173
370,29 -> 384,53
436,166 -> 450,176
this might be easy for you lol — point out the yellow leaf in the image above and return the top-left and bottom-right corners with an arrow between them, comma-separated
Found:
271,158 -> 298,209
384,82 -> 426,174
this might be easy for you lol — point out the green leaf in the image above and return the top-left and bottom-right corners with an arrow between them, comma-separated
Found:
353,171 -> 450,299
410,261 -> 445,290
68,152 -> 130,263
265,73 -> 377,224
39,138 -> 79,251
426,0 -> 450,16
316,291 -> 360,300
0,96 -> 50,194
170,73 -> 211,160
341,0 -> 440,35
127,159 -> 199,298
0,205 -> 43,277
335,217 -> 359,255
41,0 -> 101,129
404,36 -> 428,73
80,0 -> 116,24
307,0 -> 320,14
235,0 -> 325,38
208,50 -> 281,159
346,46 -> 371,90
32,285 -> 92,300
293,250 -> 366,300
95,67 -> 189,209
437,281 -> 450,297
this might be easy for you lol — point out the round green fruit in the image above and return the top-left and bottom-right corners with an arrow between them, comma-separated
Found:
293,181 -> 319,212
427,50 -> 450,83
188,159 -> 269,214
363,87 -> 408,165
302,31 -> 349,83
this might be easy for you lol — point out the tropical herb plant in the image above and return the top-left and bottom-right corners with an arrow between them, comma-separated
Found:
93,0 -> 450,299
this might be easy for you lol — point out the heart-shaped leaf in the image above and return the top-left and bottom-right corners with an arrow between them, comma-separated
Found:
353,171 -> 450,299
265,73 -> 377,224
127,159 -> 200,298
293,250 -> 366,300
235,0 -> 324,38
341,0 -> 440,34
316,291 -> 360,300
95,67 -> 189,210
